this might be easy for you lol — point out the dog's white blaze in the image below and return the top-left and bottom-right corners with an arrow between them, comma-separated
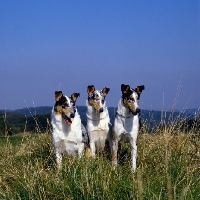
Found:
132,92 -> 139,111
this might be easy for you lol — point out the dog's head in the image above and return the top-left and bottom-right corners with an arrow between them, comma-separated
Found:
54,91 -> 80,126
121,84 -> 145,115
87,85 -> 110,113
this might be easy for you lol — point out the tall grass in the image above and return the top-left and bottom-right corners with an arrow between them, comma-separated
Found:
0,119 -> 199,199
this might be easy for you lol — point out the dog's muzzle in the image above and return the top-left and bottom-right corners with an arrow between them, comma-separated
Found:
131,108 -> 140,115
69,106 -> 76,118
62,106 -> 76,126
70,113 -> 75,118
93,107 -> 104,113
99,108 -> 104,113
62,113 -> 72,126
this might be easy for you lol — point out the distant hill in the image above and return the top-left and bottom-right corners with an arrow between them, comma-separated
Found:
14,106 -> 52,116
181,108 -> 200,116
0,106 -> 199,135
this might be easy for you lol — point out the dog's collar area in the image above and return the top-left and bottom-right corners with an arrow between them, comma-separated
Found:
72,106 -> 77,116
86,113 -> 108,121
116,111 -> 136,118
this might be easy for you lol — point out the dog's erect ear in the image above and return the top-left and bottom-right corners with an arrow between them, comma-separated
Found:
121,84 -> 130,94
87,85 -> 95,96
135,85 -> 145,95
71,93 -> 80,102
55,91 -> 63,101
102,87 -> 110,97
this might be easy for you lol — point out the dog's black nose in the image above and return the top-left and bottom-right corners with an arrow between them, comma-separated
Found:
99,108 -> 104,113
70,113 -> 75,118
136,108 -> 140,113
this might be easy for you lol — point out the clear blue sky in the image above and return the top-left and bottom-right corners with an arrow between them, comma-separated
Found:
0,0 -> 200,111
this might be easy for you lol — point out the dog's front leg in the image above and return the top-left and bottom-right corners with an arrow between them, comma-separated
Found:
55,149 -> 62,169
111,131 -> 119,167
130,139 -> 137,172
89,142 -> 96,157
78,143 -> 85,158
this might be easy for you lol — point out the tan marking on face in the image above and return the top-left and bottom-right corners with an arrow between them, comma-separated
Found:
61,107 -> 71,115
54,105 -> 63,115
88,99 -> 100,111
94,95 -> 101,100
54,104 -> 70,116
123,97 -> 136,112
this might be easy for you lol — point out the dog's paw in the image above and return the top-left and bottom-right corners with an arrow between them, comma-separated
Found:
112,161 -> 118,169
85,147 -> 92,158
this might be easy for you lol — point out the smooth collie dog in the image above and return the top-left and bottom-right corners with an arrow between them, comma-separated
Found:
51,91 -> 85,168
86,85 -> 111,157
112,84 -> 145,171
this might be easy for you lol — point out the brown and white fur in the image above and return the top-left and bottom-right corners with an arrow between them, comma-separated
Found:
86,85 -> 111,157
51,91 -> 85,168
112,84 -> 145,171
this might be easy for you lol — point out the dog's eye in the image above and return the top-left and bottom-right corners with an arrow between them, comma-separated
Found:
63,103 -> 70,108
94,95 -> 100,101
128,98 -> 134,102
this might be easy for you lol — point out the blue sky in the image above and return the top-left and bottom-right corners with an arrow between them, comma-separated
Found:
0,0 -> 200,111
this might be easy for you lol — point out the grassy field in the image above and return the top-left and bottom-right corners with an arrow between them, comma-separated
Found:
0,127 -> 199,199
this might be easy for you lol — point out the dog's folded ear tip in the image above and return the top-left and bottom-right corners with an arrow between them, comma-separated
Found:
105,87 -> 110,91
141,85 -> 145,90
